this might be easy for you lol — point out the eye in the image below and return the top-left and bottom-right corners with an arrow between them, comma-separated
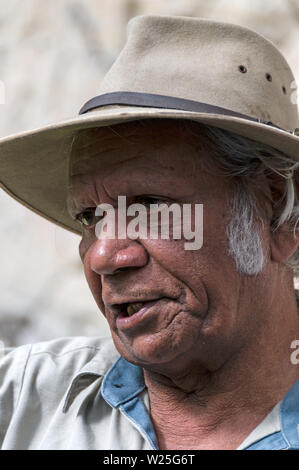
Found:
135,196 -> 167,207
76,208 -> 100,228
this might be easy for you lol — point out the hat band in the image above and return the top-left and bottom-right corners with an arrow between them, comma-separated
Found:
79,91 -> 282,130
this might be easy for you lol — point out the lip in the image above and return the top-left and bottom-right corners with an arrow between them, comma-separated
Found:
115,298 -> 163,331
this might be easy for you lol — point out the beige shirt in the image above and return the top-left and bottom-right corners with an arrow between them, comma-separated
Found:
0,336 -> 280,450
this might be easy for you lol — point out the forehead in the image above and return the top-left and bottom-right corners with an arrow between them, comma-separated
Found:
69,119 -> 211,177
67,119 -> 221,214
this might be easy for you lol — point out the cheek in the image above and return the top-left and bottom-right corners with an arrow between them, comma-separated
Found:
143,238 -> 209,309
142,217 -> 238,316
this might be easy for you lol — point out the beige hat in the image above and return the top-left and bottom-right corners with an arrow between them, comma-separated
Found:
1,15 -> 299,234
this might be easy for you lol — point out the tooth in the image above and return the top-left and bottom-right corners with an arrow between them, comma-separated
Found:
127,302 -> 144,316
127,305 -> 134,316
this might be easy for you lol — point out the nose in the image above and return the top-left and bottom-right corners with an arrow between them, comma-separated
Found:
89,237 -> 148,275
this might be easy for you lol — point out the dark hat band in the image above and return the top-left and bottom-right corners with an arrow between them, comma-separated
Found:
79,91 -> 282,130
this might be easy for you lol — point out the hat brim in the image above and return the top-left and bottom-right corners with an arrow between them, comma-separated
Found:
1,105 -> 299,235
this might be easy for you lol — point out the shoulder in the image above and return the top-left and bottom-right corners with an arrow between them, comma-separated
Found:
1,335 -> 117,361
0,335 -> 119,397
29,335 -> 118,365
0,336 -> 120,448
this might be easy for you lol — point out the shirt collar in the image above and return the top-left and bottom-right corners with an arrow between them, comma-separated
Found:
62,344 -> 145,413
61,343 -> 299,449
101,356 -> 146,407
62,342 -> 120,413
100,363 -> 299,449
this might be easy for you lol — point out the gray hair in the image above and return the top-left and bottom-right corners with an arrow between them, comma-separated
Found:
182,120 -> 299,277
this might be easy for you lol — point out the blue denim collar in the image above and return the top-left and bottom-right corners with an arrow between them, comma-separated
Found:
101,356 -> 158,449
101,356 -> 146,407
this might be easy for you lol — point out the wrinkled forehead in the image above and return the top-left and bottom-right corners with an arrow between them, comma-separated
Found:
69,119 -> 211,179
66,119 -> 229,217
71,120 -> 165,175
70,122 -> 140,176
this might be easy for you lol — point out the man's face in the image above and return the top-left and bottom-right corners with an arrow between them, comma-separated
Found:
69,120 -> 270,374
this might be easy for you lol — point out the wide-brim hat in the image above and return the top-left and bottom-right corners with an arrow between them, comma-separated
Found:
1,15 -> 299,234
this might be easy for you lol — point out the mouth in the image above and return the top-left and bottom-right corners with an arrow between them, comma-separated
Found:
110,298 -> 164,330
122,302 -> 146,317
113,299 -> 158,318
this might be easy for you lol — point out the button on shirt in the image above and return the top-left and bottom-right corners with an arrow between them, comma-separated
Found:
0,336 -> 299,450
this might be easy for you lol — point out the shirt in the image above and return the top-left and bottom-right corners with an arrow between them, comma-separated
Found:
0,336 -> 299,450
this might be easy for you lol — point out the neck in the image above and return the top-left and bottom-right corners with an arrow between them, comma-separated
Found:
143,291 -> 299,450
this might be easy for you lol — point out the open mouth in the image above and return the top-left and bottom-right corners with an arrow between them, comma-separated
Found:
112,298 -> 163,320
116,301 -> 149,318
111,297 -> 167,331
125,302 -> 145,316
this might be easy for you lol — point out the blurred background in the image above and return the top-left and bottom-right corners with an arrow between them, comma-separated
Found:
1,0 -> 299,346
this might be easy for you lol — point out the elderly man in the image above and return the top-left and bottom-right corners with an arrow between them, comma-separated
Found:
0,15 -> 299,450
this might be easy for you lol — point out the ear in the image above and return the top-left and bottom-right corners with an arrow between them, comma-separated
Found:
270,223 -> 299,263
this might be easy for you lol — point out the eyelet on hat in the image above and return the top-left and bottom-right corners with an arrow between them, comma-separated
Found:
282,86 -> 287,94
265,73 -> 272,82
238,65 -> 247,73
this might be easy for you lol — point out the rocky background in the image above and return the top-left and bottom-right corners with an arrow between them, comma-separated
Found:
0,0 -> 299,347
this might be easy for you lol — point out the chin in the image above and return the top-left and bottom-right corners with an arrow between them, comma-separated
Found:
112,330 -> 198,368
